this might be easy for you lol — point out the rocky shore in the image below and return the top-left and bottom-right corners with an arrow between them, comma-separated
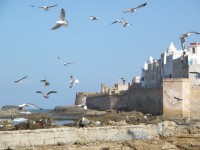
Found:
1,106 -> 200,149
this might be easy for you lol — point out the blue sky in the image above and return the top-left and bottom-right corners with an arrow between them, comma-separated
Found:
0,0 -> 200,109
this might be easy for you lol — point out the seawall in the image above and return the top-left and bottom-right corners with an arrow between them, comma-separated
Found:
0,123 -> 166,149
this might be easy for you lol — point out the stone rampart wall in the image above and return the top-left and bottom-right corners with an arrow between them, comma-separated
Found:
86,88 -> 163,115
189,87 -> 200,119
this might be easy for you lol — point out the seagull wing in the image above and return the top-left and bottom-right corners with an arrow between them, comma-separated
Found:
14,76 -> 27,83
111,20 -> 119,25
40,79 -> 46,82
47,91 -> 57,95
58,56 -> 66,64
60,8 -> 65,21
51,23 -> 62,30
38,6 -> 44,9
26,103 -> 43,110
189,71 -> 200,75
70,80 -> 75,88
36,91 -> 44,94
135,3 -> 147,9
47,4 -> 58,8
187,31 -> 200,35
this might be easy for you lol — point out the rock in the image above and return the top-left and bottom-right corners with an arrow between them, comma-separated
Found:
157,121 -> 179,138
161,142 -> 177,150
1,105 -> 18,111
107,120 -> 127,126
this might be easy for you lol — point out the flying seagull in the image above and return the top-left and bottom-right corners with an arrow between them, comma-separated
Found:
189,71 -> 200,79
174,97 -> 182,101
179,31 -> 200,50
90,16 -> 100,20
123,3 -> 147,13
69,75 -> 79,88
14,76 -> 27,83
18,103 -> 43,110
77,94 -> 87,110
40,78 -> 50,86
38,4 -> 58,11
36,91 -> 57,98
111,17 -> 132,27
51,8 -> 68,30
121,77 -> 126,85
189,71 -> 200,75
58,57 -> 73,66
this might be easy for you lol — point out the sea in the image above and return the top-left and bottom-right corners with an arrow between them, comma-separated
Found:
27,109 -> 75,125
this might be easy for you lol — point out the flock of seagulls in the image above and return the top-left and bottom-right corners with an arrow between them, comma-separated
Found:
11,53 -> 81,113
30,2 -> 148,30
110,3 -> 147,27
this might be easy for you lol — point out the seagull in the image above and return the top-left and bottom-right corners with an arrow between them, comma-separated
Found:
174,97 -> 182,101
69,75 -> 79,88
51,8 -> 68,30
36,91 -> 57,98
40,78 -> 50,86
31,4 -> 35,7
190,71 -> 200,75
111,17 -> 132,27
58,57 -> 73,66
189,71 -> 200,79
18,103 -> 43,110
123,3 -> 147,13
38,4 -> 58,11
77,94 -> 87,110
179,31 -> 200,50
90,16 -> 100,20
79,117 -> 90,127
121,77 -> 126,85
14,76 -> 27,83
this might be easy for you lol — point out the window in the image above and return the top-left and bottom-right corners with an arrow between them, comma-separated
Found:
192,47 -> 196,54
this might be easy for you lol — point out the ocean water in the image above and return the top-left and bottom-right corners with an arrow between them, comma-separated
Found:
27,109 -> 53,114
27,109 -> 75,125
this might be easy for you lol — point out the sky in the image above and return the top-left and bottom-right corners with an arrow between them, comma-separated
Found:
0,0 -> 200,109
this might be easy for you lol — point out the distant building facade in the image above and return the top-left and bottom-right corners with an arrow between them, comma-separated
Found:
141,42 -> 200,88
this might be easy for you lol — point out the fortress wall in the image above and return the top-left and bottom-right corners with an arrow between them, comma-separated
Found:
189,87 -> 200,119
0,125 -> 158,149
86,88 -> 163,114
127,88 -> 163,115
86,95 -> 111,110
163,78 -> 191,118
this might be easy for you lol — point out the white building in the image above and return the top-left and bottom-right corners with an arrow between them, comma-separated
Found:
140,42 -> 200,88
